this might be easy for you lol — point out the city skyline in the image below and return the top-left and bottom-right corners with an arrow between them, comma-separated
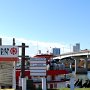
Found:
0,36 -> 88,56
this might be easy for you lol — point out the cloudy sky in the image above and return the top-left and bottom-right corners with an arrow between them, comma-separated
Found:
0,36 -> 70,56
0,0 -> 90,56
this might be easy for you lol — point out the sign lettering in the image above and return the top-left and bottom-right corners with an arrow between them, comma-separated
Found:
0,46 -> 19,57
0,48 -> 9,55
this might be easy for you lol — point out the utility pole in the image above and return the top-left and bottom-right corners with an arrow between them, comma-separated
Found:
18,43 -> 29,90
21,43 -> 25,78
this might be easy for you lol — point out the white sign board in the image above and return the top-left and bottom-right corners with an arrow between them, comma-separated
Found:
30,67 -> 46,70
30,57 -> 46,76
30,73 -> 46,76
0,45 -> 19,57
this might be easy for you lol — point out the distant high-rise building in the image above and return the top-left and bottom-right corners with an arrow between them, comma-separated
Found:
73,43 -> 80,52
38,50 -> 41,54
76,43 -> 80,52
73,46 -> 76,52
52,48 -> 60,56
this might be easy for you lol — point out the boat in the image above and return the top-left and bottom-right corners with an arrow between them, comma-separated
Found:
16,54 -> 70,89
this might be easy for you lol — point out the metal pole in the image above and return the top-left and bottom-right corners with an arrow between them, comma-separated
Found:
70,77 -> 74,90
21,43 -> 25,78
75,59 -> 76,74
86,51 -> 89,69
42,77 -> 46,90
12,38 -> 16,89
21,43 -> 26,90
0,38 -> 2,45
13,38 -> 15,46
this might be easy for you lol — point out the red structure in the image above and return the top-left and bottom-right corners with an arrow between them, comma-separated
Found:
34,54 -> 53,60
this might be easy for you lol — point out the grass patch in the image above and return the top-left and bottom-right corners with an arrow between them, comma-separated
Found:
60,88 -> 90,90
48,88 -> 90,90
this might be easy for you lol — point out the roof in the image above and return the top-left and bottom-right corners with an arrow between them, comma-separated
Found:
34,54 -> 54,60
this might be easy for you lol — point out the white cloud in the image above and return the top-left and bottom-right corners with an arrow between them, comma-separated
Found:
0,36 -> 71,56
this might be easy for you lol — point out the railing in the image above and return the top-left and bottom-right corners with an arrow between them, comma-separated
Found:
61,50 -> 90,56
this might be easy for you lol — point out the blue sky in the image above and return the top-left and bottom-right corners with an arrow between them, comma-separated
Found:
0,0 -> 90,55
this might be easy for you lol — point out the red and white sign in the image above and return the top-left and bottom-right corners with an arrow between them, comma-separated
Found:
0,45 -> 19,57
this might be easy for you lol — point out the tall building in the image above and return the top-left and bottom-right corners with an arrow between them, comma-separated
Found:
73,43 -> 80,52
76,43 -> 80,52
73,46 -> 76,52
52,48 -> 60,56
38,50 -> 41,54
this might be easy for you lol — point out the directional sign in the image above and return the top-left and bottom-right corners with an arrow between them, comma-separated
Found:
0,45 -> 19,57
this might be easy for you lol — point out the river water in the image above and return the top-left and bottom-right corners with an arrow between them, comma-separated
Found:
59,71 -> 90,88
73,71 -> 90,80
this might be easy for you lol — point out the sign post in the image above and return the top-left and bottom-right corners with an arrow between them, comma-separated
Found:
42,77 -> 46,90
21,43 -> 26,90
12,61 -> 16,89
12,38 -> 16,89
